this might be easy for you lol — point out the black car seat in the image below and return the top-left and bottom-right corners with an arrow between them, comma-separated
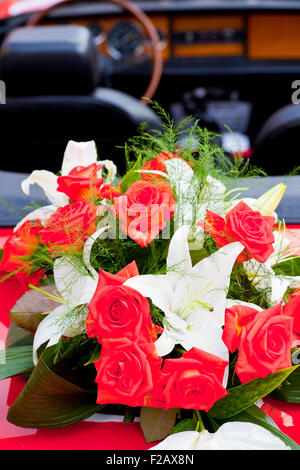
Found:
0,25 -> 162,174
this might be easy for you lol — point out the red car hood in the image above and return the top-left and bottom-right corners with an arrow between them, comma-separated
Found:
0,0 -> 60,20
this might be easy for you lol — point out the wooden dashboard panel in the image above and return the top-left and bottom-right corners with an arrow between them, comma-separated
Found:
46,11 -> 300,62
248,14 -> 300,60
172,15 -> 245,58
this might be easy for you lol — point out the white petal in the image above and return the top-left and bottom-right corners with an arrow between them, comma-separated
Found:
183,305 -> 229,363
165,158 -> 196,227
54,257 -> 80,303
21,170 -> 69,207
196,175 -> 227,220
206,422 -> 290,450
61,140 -> 98,175
137,169 -> 169,179
82,226 -> 110,278
150,431 -> 206,450
151,423 -> 290,451
124,275 -> 174,313
154,330 -> 177,357
284,276 -> 300,288
244,258 -> 273,283
155,310 -> 191,357
271,276 -> 291,304
99,159 -> 117,183
71,276 -> 98,305
244,257 -> 294,305
269,230 -> 291,266
54,257 -> 97,304
13,205 -> 56,231
32,304 -> 67,365
206,175 -> 226,196
171,242 -> 244,323
166,225 -> 192,283
165,158 -> 194,197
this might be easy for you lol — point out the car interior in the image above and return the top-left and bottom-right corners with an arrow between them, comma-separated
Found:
0,0 -> 300,224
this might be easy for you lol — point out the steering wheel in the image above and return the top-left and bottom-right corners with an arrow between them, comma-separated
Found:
25,0 -> 163,104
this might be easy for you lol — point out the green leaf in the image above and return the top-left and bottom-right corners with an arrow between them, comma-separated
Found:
7,344 -> 103,429
120,155 -> 141,193
190,248 -> 208,266
140,407 -> 179,443
84,344 -> 101,366
9,312 -> 44,333
273,257 -> 300,276
0,346 -> 34,380
170,418 -> 197,435
8,285 -> 60,333
270,367 -> 300,403
6,321 -> 34,348
211,405 -> 300,450
209,365 -> 299,419
123,406 -> 137,424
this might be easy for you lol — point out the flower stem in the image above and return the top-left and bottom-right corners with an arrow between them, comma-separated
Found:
195,410 -> 205,432
150,240 -> 156,260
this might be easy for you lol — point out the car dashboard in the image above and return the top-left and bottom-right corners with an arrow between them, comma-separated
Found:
31,0 -> 300,75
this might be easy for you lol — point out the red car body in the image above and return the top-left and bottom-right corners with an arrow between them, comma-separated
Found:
0,227 -> 300,449
0,0 -> 59,20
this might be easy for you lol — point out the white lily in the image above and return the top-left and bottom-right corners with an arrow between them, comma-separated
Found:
150,422 -> 290,450
61,140 -> 99,176
82,226 -> 110,279
19,141 -> 117,228
124,226 -> 244,362
21,141 -> 97,206
13,204 -> 57,232
244,229 -> 300,304
21,169 -> 69,208
164,158 -> 197,230
32,256 -> 98,365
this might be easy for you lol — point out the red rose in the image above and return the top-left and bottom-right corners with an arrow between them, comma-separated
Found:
222,305 -> 258,353
223,303 -> 293,383
160,348 -> 228,411
88,284 -> 154,342
39,200 -> 98,253
86,261 -> 161,342
200,201 -> 275,263
283,295 -> 300,336
99,183 -> 122,201
111,180 -> 175,247
94,338 -> 162,407
57,163 -> 104,202
141,152 -> 185,182
0,220 -> 44,287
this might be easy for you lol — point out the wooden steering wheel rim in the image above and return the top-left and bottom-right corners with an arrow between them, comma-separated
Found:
25,0 -> 163,104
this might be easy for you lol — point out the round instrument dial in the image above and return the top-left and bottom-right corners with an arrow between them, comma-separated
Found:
107,22 -> 144,60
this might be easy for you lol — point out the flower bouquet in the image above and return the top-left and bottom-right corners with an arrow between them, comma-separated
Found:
1,113 -> 300,450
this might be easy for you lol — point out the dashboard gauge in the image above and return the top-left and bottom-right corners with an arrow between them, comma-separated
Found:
107,22 -> 144,60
